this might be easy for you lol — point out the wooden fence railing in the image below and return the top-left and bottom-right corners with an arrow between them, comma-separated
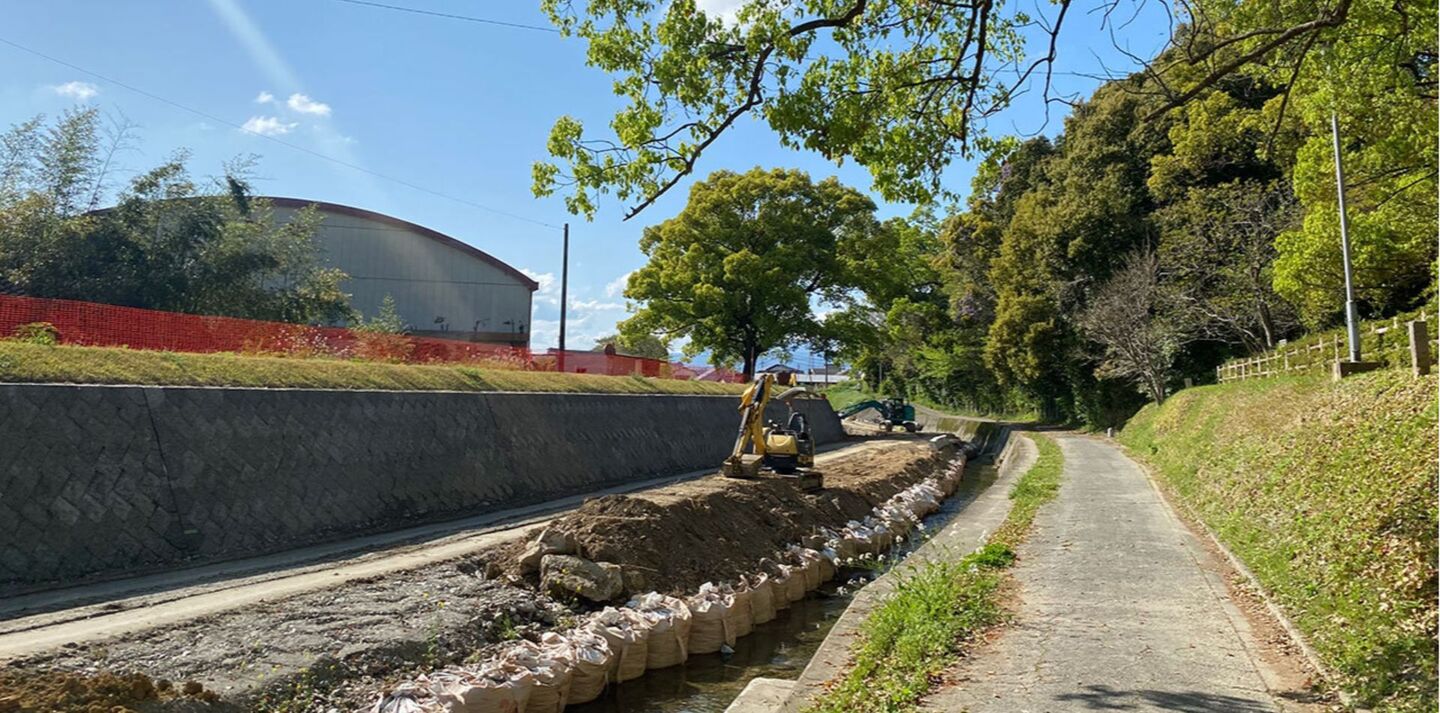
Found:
1216,309 -> 1437,384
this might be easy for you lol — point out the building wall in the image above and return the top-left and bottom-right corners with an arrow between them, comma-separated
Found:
271,202 -> 534,346
0,384 -> 844,594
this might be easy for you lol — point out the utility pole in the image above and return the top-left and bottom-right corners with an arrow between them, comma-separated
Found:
558,223 -> 569,373
1330,113 -> 1361,362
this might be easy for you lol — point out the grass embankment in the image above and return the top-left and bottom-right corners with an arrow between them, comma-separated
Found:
824,381 -> 1038,423
0,341 -> 745,395
1120,371 -> 1437,712
809,433 -> 1064,712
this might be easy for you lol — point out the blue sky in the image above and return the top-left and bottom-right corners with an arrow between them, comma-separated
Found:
0,0 -> 1167,365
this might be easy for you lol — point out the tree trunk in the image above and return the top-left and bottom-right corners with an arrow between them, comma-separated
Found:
742,344 -> 758,381
1256,299 -> 1276,348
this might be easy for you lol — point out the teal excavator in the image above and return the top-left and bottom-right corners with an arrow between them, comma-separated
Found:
835,397 -> 919,432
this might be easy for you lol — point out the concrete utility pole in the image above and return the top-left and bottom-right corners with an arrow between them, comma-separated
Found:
1330,113 -> 1361,363
558,223 -> 569,373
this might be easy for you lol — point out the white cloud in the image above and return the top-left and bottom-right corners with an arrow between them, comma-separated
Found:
241,115 -> 298,136
604,270 -> 634,298
570,299 -> 625,312
695,0 -> 745,25
51,81 -> 98,100
521,268 -> 559,306
287,92 -> 331,116
255,90 -> 275,104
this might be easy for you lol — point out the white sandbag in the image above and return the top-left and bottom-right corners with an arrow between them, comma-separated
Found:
499,641 -> 571,713
560,628 -> 612,705
588,607 -> 650,683
816,547 -> 838,583
747,573 -> 777,624
777,564 -> 807,602
435,662 -> 534,713
771,567 -> 796,608
628,592 -> 692,670
730,583 -> 755,638
789,547 -> 823,591
688,582 -> 737,654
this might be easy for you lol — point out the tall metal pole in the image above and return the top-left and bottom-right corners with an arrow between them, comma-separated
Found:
558,223 -> 569,372
1330,113 -> 1361,362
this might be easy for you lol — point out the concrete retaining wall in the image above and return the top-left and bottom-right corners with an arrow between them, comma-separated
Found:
0,384 -> 843,594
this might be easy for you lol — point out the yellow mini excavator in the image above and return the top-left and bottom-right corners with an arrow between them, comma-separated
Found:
721,373 -> 818,481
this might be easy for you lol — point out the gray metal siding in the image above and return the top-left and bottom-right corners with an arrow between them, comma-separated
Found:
272,205 -> 533,342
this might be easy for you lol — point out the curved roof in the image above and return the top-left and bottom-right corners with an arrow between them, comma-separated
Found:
264,197 -> 539,291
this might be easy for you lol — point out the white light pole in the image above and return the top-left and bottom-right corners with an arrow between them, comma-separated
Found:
1330,112 -> 1361,362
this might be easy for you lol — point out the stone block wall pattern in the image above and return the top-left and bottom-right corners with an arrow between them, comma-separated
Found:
0,384 -> 843,594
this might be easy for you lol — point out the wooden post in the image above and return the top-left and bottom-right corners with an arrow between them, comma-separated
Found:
1409,320 -> 1431,377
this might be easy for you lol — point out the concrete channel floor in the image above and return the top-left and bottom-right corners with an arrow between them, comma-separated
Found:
921,434 -> 1315,713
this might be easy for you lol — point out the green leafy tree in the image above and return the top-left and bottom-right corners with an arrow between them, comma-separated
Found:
0,109 -> 353,324
591,332 -> 671,359
619,167 -> 879,377
532,0 -> 1369,220
353,295 -> 407,334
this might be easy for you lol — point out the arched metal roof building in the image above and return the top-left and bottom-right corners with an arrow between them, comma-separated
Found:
267,198 -> 537,347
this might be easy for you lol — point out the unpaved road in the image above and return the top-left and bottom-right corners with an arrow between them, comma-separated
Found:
0,438 -> 904,663
923,434 -> 1320,712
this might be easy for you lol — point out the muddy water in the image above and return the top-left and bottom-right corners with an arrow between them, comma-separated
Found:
573,461 -> 1000,713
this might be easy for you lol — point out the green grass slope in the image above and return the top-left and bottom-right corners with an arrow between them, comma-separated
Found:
0,341 -> 745,395
1120,371 -> 1437,712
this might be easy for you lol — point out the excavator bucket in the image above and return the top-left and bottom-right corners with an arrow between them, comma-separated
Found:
721,454 -> 764,479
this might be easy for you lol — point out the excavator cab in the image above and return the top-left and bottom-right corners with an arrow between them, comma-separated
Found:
761,411 -> 815,474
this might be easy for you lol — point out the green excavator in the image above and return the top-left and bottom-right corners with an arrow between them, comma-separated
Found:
835,396 -> 919,432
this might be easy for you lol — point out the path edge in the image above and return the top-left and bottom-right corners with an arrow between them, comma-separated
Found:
1106,435 -> 1355,710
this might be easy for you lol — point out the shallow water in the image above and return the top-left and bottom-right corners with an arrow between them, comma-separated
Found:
567,588 -> 852,713
570,461 -> 999,713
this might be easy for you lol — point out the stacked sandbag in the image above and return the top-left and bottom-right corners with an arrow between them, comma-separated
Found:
787,546 -> 824,590
746,573 -> 777,625
815,546 -> 838,583
552,629 -> 611,705
432,661 -> 534,713
687,582 -> 738,654
627,593 -> 692,670
587,607 -> 650,683
730,581 -> 755,638
370,683 -> 429,713
777,563 -> 806,603
499,640 -> 572,713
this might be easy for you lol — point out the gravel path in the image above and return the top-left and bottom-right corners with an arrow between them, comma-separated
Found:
923,434 -> 1319,713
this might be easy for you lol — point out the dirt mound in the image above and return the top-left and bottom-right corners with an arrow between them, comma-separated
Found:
0,669 -> 209,713
516,442 -> 945,594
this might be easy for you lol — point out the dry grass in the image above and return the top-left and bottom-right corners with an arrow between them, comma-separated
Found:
1121,372 -> 1437,712
0,341 -> 745,395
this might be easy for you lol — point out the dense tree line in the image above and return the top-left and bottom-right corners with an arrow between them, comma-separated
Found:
832,33 -> 1435,425
0,108 -> 353,325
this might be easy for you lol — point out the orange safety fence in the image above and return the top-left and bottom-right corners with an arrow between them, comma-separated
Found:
0,293 -> 745,381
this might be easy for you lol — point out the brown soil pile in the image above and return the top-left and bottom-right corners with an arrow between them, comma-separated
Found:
0,669 -> 210,713
515,441 -> 944,594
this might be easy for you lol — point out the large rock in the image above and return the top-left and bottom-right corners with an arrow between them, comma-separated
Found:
540,555 -> 624,603
518,527 -> 580,574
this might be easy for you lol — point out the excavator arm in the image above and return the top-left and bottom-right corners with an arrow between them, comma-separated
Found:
835,399 -> 887,420
722,376 -> 809,478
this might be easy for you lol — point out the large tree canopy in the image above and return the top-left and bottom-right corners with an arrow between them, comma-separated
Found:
0,108 -> 353,324
532,0 -> 1426,221
618,167 -> 879,377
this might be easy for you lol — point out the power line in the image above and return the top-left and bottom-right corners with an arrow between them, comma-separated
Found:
328,0 -> 560,33
0,35 -> 562,230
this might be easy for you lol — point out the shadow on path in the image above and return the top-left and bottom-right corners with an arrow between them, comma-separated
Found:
1053,684 -> 1275,712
